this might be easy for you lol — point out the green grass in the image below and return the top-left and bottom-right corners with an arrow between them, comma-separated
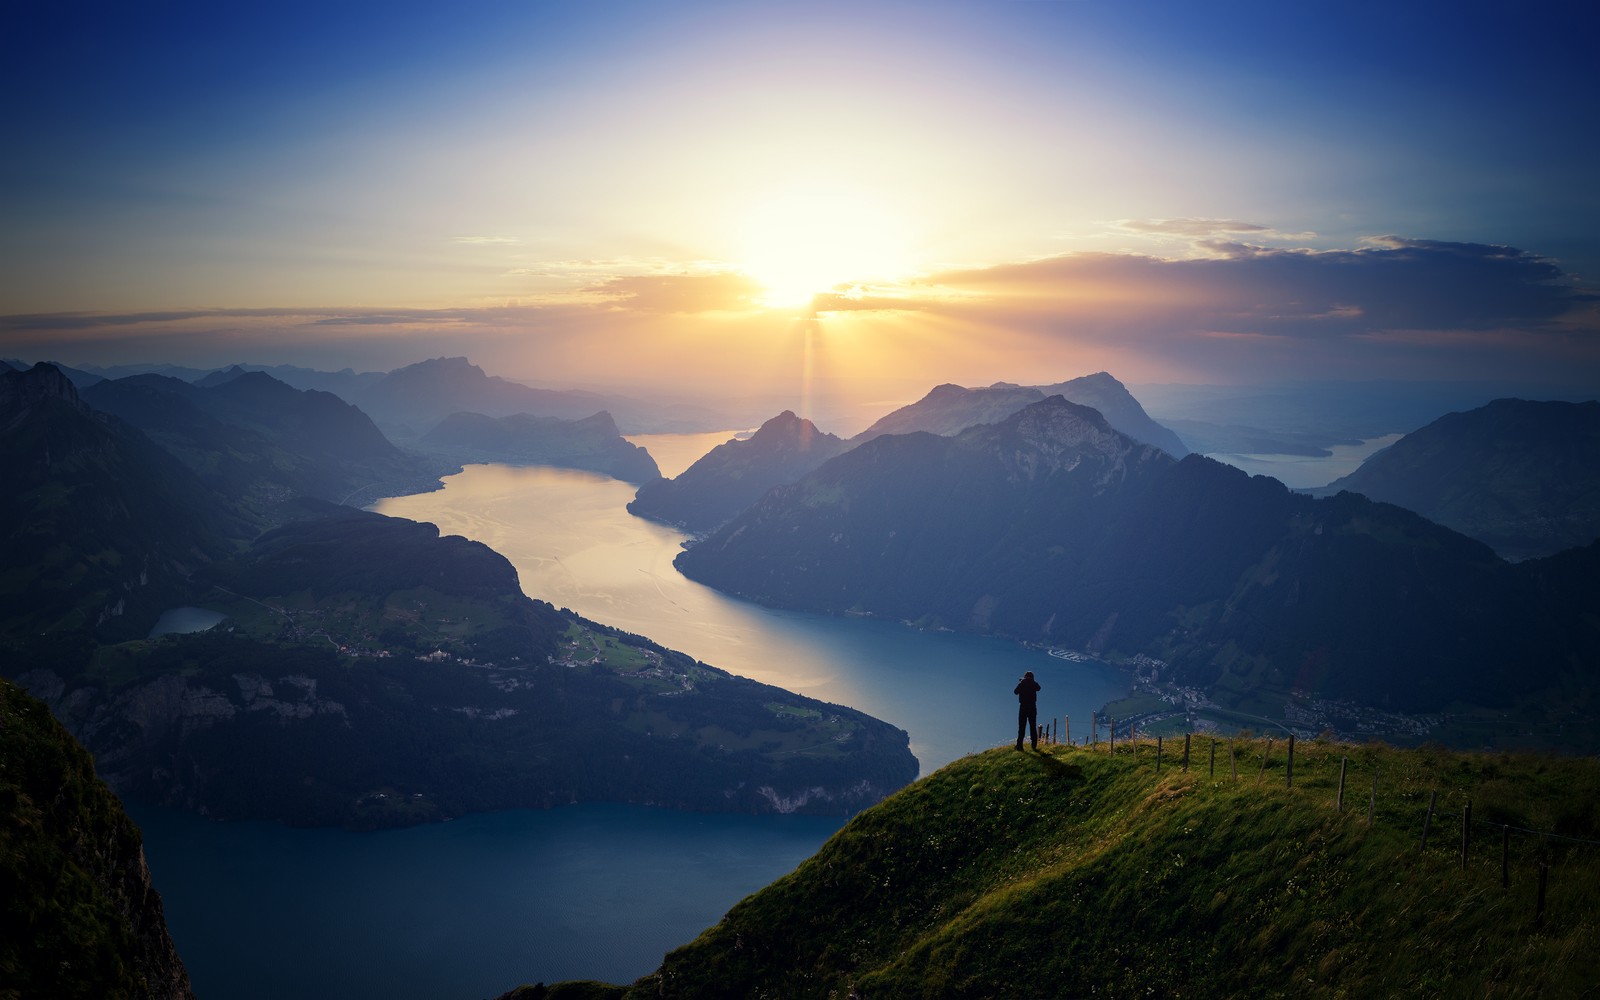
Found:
556,738 -> 1600,999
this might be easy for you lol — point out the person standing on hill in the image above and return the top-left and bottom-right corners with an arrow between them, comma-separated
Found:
1014,670 -> 1042,750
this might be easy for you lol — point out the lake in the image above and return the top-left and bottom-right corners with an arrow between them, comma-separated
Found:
139,435 -> 1129,998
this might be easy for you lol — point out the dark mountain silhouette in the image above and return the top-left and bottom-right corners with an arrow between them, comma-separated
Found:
628,411 -> 848,531
1,364 -> 242,642
419,409 -> 661,484
676,396 -> 1600,715
1318,398 -> 1600,561
81,370 -> 435,507
1,678 -> 195,1000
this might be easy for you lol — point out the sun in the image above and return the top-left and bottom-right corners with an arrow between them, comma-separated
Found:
737,186 -> 912,308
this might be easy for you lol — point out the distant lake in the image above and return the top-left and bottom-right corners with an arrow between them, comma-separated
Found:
133,801 -> 842,1000
1205,434 -> 1404,490
148,605 -> 227,638
140,436 -> 1129,998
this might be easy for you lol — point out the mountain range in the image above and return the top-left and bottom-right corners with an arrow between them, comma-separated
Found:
1318,398 -> 1600,561
2,362 -> 915,829
81,368 -> 439,510
675,395 -> 1600,723
420,409 -> 661,484
630,372 -> 1187,534
1,364 -> 243,643
853,373 -> 1190,456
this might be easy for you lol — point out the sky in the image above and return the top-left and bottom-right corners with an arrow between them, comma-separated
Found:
3,0 -> 1598,405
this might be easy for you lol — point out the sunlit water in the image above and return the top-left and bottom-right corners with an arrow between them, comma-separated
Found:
141,435 -> 1128,998
372,457 -> 1127,772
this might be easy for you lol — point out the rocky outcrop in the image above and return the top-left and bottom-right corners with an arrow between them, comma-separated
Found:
0,678 -> 195,999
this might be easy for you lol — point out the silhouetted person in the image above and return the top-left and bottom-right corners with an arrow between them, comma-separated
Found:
1014,670 -> 1041,750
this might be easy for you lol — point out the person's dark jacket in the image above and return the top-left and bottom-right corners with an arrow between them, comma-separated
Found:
1014,677 -> 1041,705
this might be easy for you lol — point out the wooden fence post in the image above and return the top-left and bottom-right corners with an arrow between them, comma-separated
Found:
1209,738 -> 1216,778
1091,713 -> 1097,746
1229,741 -> 1238,781
1286,734 -> 1295,789
1256,738 -> 1272,784
1156,736 -> 1163,773
1336,757 -> 1347,812
1461,799 -> 1472,870
1420,790 -> 1438,852
1109,717 -> 1115,755
1183,733 -> 1191,773
1065,715 -> 1070,747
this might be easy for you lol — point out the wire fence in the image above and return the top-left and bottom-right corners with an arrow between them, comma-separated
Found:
1019,713 -> 1600,929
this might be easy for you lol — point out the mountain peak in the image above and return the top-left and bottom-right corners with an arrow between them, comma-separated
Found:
973,395 -> 1159,486
0,362 -> 84,413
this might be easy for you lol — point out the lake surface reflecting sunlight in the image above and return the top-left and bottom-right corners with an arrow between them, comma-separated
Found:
141,436 -> 1130,999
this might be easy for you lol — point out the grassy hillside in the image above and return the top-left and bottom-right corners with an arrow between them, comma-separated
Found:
524,737 -> 1600,998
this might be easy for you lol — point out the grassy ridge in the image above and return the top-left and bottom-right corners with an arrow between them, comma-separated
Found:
532,738 -> 1600,998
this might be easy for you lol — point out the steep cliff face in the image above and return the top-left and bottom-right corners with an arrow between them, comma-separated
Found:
0,678 -> 195,1000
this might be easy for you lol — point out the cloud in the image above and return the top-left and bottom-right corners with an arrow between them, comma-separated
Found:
1114,218 -> 1277,238
1108,218 -> 1325,244
585,271 -> 766,314
3,238 -> 1593,391
827,238 -> 1589,335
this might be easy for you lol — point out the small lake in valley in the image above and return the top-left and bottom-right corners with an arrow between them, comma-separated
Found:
138,433 -> 1129,998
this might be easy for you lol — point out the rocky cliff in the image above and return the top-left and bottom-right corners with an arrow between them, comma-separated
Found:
0,677 -> 195,1000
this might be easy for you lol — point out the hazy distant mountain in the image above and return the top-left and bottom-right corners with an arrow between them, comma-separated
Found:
1,364 -> 241,642
854,373 -> 1190,457
628,411 -> 849,531
1319,398 -> 1600,561
351,356 -> 629,435
677,396 -> 1598,715
419,409 -> 661,484
82,370 -> 436,507
73,361 -> 214,383
629,374 -> 1184,534
205,361 -> 388,397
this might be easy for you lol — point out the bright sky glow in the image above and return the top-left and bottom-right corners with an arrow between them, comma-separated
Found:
2,0 -> 1597,401
738,186 -> 915,308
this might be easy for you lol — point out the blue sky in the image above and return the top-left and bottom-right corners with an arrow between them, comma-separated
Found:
3,0 -> 1597,395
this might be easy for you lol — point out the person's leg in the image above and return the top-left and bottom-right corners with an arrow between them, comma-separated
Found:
1028,708 -> 1038,749
1016,706 -> 1026,749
